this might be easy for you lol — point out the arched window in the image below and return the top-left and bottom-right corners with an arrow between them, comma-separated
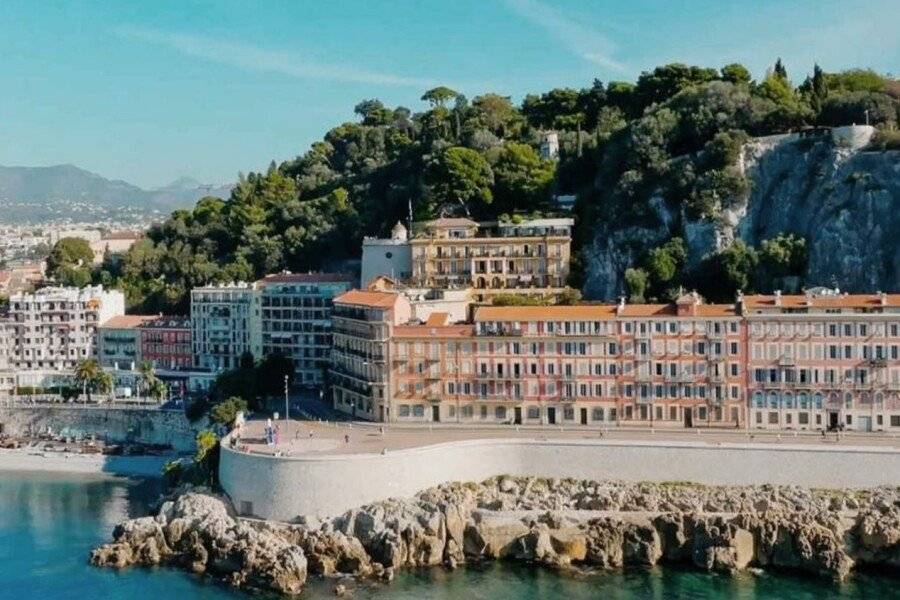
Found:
875,393 -> 884,406
798,392 -> 808,410
844,392 -> 853,409
753,391 -> 764,408
768,391 -> 779,409
784,393 -> 794,409
814,393 -> 824,409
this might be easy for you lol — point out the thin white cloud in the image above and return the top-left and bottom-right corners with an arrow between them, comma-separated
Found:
502,0 -> 626,72
117,25 -> 440,88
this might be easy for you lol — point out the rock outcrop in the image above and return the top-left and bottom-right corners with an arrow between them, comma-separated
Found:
584,127 -> 900,298
92,478 -> 900,595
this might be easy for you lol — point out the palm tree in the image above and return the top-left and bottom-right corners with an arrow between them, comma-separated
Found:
148,378 -> 168,404
137,360 -> 162,403
74,359 -> 103,403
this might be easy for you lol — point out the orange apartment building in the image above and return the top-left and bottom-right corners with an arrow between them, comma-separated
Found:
331,288 -> 900,431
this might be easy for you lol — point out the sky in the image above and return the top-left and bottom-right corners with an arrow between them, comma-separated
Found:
0,0 -> 897,189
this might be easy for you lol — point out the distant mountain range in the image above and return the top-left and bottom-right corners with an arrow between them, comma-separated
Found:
0,164 -> 233,224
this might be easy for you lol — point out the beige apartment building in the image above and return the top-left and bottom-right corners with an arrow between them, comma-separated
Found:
407,217 -> 574,301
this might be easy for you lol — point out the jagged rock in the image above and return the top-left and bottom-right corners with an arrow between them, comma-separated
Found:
92,477 -> 900,592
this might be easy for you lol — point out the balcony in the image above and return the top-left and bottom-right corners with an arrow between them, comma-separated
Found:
778,356 -> 796,367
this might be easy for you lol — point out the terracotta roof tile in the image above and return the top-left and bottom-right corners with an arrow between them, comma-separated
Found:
474,305 -> 618,321
393,324 -> 474,338
100,315 -> 157,329
742,293 -> 900,310
425,312 -> 451,326
334,289 -> 399,308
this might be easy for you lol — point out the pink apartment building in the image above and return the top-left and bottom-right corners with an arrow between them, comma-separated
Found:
743,290 -> 900,431
332,288 -> 900,431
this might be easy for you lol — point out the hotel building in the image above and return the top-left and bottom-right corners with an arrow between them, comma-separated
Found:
361,217 -> 574,301
5,286 -> 125,388
331,289 -> 900,431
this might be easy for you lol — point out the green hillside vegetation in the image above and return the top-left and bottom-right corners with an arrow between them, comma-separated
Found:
93,61 -> 899,313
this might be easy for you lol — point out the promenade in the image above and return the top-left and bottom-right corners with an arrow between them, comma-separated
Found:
234,418 -> 900,457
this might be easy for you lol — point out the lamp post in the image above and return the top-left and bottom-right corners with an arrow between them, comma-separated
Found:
284,375 -> 289,422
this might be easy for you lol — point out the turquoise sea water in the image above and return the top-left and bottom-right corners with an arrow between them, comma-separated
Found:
0,471 -> 896,600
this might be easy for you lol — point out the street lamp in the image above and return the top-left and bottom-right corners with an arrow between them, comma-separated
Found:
284,375 -> 289,421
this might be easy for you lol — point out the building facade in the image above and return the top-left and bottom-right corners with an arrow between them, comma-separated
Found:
191,283 -> 261,374
5,286 -> 125,388
331,289 -> 900,432
360,222 -> 412,287
257,272 -> 354,386
139,316 -> 192,371
331,290 -> 411,421
409,217 -> 573,301
743,290 -> 900,432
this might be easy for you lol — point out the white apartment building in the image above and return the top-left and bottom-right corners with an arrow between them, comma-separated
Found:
0,317 -> 14,397
6,286 -> 125,389
258,272 -> 354,386
191,283 -> 262,374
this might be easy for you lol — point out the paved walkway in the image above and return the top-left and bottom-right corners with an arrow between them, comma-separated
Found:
233,418 -> 900,457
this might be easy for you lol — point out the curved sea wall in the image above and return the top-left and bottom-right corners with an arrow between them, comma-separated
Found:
219,438 -> 900,521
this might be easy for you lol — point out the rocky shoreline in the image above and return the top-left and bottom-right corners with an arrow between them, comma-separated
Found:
91,477 -> 900,595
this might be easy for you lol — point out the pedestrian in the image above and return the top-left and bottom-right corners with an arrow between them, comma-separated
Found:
344,433 -> 350,444
274,424 -> 280,446
265,418 -> 274,445
379,425 -> 385,436
309,430 -> 314,439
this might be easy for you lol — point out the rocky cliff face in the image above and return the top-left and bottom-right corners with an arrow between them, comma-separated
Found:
92,478 -> 900,595
583,126 -> 900,299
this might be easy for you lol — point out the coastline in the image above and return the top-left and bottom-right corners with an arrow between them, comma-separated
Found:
0,448 -> 168,478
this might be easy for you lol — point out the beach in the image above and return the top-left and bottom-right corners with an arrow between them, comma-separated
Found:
0,448 -> 169,477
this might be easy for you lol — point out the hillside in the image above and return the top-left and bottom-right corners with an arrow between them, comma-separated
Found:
0,164 -> 232,223
89,61 -> 900,313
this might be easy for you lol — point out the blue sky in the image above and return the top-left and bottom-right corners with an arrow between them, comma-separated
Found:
1,0 -> 897,188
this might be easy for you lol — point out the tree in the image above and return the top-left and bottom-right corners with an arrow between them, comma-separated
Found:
773,58 -> 788,80
486,142 -> 555,213
471,93 -> 520,137
256,353 -> 294,398
426,146 -> 494,215
46,237 -> 94,283
210,396 -> 248,428
758,233 -> 808,290
421,86 -> 459,108
721,63 -> 752,85
696,241 -> 758,301
624,268 -> 649,303
74,359 -> 112,402
809,64 -> 828,113
634,63 -> 719,112
353,99 -> 392,126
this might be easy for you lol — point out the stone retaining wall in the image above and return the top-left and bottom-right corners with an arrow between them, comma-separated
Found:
0,406 -> 199,452
219,438 -> 900,521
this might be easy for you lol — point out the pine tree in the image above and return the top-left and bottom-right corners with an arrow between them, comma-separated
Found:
811,63 -> 828,113
774,58 -> 788,80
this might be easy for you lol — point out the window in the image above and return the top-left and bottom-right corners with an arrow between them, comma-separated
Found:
563,407 -> 575,420
891,416 -> 900,427
592,408 -> 605,421
495,406 -> 507,420
527,407 -> 540,419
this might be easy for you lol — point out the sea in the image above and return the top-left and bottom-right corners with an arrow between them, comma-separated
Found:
0,471 -> 895,600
